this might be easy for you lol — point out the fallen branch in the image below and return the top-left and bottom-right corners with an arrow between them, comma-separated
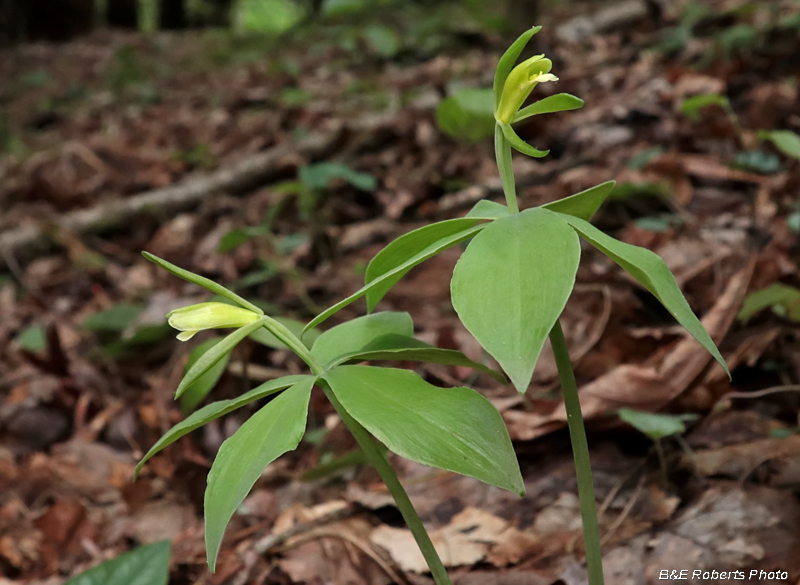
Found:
0,129 -> 341,268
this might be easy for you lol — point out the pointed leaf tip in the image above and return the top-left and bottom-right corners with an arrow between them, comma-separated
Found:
451,208 -> 581,393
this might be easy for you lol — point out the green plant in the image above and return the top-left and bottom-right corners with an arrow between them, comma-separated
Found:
618,408 -> 700,485
136,27 -> 728,584
65,540 -> 170,585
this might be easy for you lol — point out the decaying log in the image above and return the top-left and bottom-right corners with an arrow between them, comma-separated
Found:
0,129 -> 341,268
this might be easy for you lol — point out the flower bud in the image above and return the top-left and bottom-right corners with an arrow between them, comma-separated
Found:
167,302 -> 260,341
495,55 -> 558,124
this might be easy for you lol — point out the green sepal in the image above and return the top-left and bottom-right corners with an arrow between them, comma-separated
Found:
493,25 -> 542,109
142,252 -> 263,315
499,122 -> 549,158
512,93 -> 585,124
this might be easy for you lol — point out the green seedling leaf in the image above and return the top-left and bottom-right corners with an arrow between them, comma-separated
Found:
364,25 -> 400,58
499,122 -> 549,158
65,540 -> 171,585
305,221 -> 485,335
494,26 -> 542,109
143,252 -> 264,316
738,283 -> 800,321
329,333 -> 507,383
250,316 -> 320,349
16,325 -> 47,352
134,375 -> 310,478
205,377 -> 314,571
511,93 -> 584,124
618,408 -> 699,441
311,312 -> 413,366
466,199 -> 510,219
760,130 -> 800,161
238,0 -> 303,33
451,208 -> 580,393
542,181 -> 616,222
324,366 -> 523,495
299,162 -> 377,192
436,88 -> 496,143
82,304 -> 144,332
559,214 -> 729,376
627,146 -> 666,170
175,319 -> 265,399
680,93 -> 730,121
180,338 -> 231,414
733,151 -> 782,175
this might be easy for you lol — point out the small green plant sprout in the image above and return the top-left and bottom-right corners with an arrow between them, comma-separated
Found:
618,408 -> 700,485
137,28 -> 729,585
65,540 -> 171,585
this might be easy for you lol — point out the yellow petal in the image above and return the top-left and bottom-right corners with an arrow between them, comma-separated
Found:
177,330 -> 199,341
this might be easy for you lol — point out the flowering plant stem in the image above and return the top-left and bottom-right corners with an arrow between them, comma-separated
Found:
287,325 -> 453,584
322,384 -> 453,585
549,321 -> 604,585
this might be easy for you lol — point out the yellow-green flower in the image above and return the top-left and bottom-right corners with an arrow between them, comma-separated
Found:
167,302 -> 260,341
495,55 -> 558,124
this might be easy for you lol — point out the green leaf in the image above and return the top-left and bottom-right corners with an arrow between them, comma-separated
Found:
738,283 -> 800,321
134,375 -> 310,479
175,319 -> 265,399
499,122 -> 549,158
143,252 -> 264,316
680,93 -> 730,121
618,408 -> 699,440
511,93 -> 584,124
82,304 -> 144,332
466,199 -> 510,219
493,26 -> 542,109
299,162 -> 377,192
305,220 -> 485,335
205,377 -> 314,571
324,366 -> 523,495
733,150 -> 782,175
760,130 -> 800,161
542,181 -> 616,222
559,214 -> 729,376
250,317 -> 320,349
452,208 -> 580,393
329,333 -> 507,383
65,540 -> 171,585
180,338 -> 231,414
16,324 -> 47,352
311,312 -> 413,366
364,25 -> 400,58
436,88 -> 496,143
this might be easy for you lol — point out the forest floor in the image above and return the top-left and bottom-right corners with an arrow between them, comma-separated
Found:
2,0 -> 800,583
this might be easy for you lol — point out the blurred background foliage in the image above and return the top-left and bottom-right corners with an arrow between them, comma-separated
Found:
0,0 -> 544,44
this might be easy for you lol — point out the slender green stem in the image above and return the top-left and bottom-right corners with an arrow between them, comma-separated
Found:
322,384 -> 453,585
260,316 -> 322,375
494,123 -> 519,214
549,320 -> 604,585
